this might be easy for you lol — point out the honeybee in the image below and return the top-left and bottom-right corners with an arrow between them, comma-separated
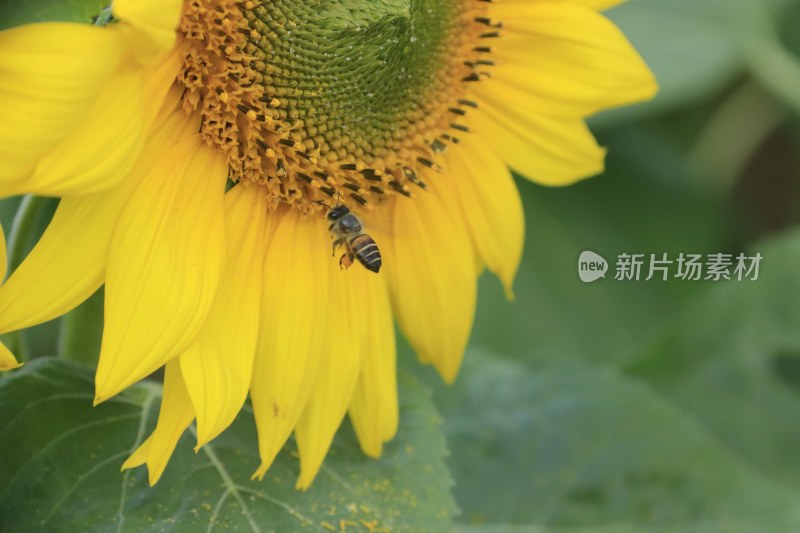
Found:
325,204 -> 382,273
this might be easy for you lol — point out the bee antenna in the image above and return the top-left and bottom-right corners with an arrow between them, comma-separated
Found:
313,200 -> 332,209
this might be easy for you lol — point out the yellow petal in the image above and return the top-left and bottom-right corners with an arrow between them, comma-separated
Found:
385,188 -> 478,383
250,209 -> 331,479
0,226 -> 20,371
96,138 -> 227,402
1,46 -> 183,198
484,2 -> 656,116
0,195 -> 110,333
570,0 -> 626,12
443,138 -> 524,299
515,0 -> 626,12
0,106 -> 198,334
180,184 -> 273,449
142,48 -> 186,129
121,359 -> 194,486
294,264 -> 367,490
0,340 -> 21,371
347,276 -> 397,458
471,97 -> 606,186
0,221 -> 6,281
0,23 -> 124,185
22,65 -> 144,197
121,436 -> 150,470
113,0 -> 182,66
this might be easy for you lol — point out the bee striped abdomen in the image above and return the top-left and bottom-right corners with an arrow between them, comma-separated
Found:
349,234 -> 382,273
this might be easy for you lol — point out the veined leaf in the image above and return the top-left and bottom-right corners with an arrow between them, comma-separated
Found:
0,359 -> 455,532
437,350 -> 800,529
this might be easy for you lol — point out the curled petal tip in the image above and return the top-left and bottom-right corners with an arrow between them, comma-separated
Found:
120,457 -> 137,472
0,341 -> 22,371
0,361 -> 23,372
92,394 -> 107,407
437,362 -> 462,386
504,285 -> 516,302
361,444 -> 382,460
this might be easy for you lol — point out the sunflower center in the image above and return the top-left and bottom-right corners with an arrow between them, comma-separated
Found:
179,0 -> 491,212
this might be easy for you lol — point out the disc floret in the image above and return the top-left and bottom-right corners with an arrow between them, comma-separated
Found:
179,0 -> 494,212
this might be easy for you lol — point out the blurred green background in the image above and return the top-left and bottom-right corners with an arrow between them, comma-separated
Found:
411,0 -> 800,530
3,0 -> 800,531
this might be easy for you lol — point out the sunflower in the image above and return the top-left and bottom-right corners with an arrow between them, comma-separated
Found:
0,0 -> 656,488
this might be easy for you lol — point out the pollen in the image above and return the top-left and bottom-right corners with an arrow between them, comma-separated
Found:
178,0 -> 495,213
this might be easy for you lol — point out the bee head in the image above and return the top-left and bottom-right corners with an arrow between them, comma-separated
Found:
327,204 -> 350,221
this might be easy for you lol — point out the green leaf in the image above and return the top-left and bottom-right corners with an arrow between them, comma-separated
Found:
628,229 -> 800,490
437,351 -> 800,530
0,359 -> 455,532
456,523 -> 796,533
0,0 -> 108,31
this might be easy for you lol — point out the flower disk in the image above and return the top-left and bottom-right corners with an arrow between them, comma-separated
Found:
180,0 -> 489,211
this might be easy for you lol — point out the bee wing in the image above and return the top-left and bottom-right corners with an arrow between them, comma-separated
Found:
352,202 -> 395,242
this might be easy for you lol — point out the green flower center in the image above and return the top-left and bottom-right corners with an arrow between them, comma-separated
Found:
244,0 -> 470,163
179,0 -> 490,211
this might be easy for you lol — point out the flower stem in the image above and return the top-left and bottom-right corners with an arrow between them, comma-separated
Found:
58,288 -> 104,365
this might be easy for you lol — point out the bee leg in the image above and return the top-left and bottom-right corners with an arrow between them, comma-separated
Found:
339,252 -> 354,270
332,237 -> 344,257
